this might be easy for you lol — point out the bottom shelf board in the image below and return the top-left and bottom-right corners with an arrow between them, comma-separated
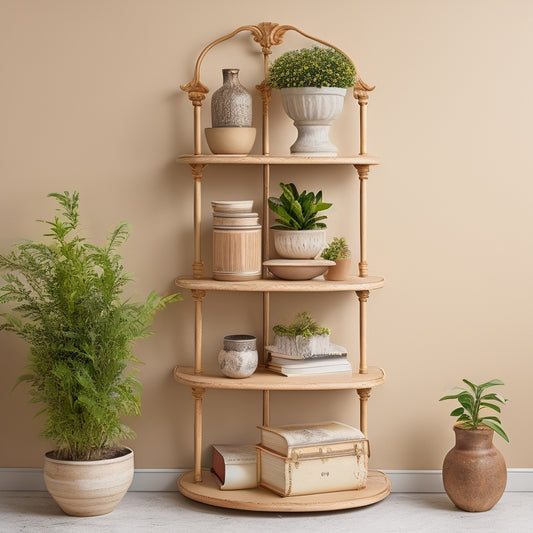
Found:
177,470 -> 391,512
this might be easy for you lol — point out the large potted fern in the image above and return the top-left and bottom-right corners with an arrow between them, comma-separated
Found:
268,182 -> 332,259
0,192 -> 180,516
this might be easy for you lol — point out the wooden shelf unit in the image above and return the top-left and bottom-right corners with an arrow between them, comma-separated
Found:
175,21 -> 390,512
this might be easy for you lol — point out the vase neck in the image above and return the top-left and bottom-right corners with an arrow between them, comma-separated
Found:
453,425 -> 494,450
222,68 -> 240,84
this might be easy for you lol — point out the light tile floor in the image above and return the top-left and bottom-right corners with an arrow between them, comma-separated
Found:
1,491 -> 532,533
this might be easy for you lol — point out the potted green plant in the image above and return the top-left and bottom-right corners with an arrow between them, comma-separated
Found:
321,237 -> 352,281
270,311 -> 330,357
268,182 -> 332,259
0,191 -> 181,516
439,379 -> 509,512
267,46 -> 356,155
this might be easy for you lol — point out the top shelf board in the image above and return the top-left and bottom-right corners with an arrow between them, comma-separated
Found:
177,155 -> 380,166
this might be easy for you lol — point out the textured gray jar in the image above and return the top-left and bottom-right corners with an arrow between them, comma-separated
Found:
218,334 -> 258,378
211,69 -> 252,128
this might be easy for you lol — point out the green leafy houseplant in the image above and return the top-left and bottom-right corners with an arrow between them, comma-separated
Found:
268,182 -> 332,230
439,379 -> 509,442
321,237 -> 351,261
0,191 -> 181,461
267,46 -> 356,89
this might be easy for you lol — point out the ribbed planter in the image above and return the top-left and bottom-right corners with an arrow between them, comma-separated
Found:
272,229 -> 326,259
280,87 -> 346,156
442,425 -> 507,512
43,447 -> 134,516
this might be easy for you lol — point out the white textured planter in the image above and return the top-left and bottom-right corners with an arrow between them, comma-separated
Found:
281,87 -> 346,156
43,447 -> 134,516
273,334 -> 330,357
272,229 -> 326,259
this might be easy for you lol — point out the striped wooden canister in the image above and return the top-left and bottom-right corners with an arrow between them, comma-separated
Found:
212,224 -> 262,281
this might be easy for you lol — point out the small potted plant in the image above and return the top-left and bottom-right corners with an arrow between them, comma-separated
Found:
439,379 -> 509,512
270,311 -> 330,357
267,46 -> 356,155
268,182 -> 331,259
0,192 -> 181,516
321,237 -> 352,281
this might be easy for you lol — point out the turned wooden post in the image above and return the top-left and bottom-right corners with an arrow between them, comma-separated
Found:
356,290 -> 370,374
191,289 -> 206,375
192,387 -> 205,482
190,164 -> 206,279
356,165 -> 370,278
358,388 -> 372,437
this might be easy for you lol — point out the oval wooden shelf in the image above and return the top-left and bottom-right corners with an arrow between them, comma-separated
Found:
175,275 -> 385,292
177,154 -> 380,166
174,366 -> 385,391
177,470 -> 391,512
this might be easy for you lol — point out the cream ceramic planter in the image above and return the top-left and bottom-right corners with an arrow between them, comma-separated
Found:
280,87 -> 346,156
43,447 -> 134,516
272,229 -> 326,259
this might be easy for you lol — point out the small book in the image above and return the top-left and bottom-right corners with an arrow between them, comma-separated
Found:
211,444 -> 257,490
257,421 -> 365,458
267,359 -> 352,377
269,355 -> 348,367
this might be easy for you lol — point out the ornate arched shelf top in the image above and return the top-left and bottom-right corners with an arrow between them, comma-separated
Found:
180,22 -> 374,104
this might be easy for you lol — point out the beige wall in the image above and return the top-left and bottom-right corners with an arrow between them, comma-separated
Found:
1,0 -> 532,471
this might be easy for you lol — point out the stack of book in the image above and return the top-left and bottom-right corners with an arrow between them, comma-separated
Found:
265,343 -> 352,376
256,421 -> 369,497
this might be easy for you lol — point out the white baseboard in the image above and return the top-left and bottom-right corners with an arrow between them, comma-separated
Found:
1,468 -> 532,492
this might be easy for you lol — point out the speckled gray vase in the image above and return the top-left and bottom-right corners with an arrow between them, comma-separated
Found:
218,334 -> 258,378
211,69 -> 252,128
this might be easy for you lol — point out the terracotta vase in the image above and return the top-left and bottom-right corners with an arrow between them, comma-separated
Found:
442,424 -> 507,512
324,258 -> 352,281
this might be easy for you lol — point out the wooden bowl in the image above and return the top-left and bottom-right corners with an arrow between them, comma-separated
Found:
263,259 -> 335,281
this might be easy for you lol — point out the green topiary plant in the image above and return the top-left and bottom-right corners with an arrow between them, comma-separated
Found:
321,237 -> 351,261
0,191 -> 181,461
267,46 -> 357,89
268,182 -> 332,230
439,379 -> 509,442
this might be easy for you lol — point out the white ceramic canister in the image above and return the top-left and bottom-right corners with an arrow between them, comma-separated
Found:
218,334 -> 258,378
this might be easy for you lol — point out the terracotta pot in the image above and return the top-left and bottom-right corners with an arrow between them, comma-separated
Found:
442,424 -> 506,512
324,258 -> 352,281
43,447 -> 134,516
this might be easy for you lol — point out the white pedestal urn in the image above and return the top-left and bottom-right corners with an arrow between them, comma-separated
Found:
43,447 -> 134,516
280,87 -> 347,156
